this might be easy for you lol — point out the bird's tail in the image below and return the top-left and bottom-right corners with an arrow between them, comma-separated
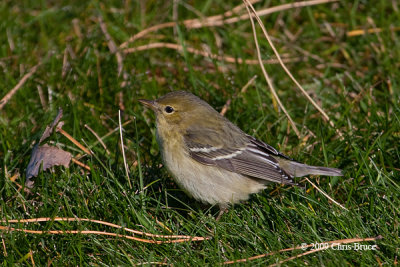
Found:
278,159 -> 343,177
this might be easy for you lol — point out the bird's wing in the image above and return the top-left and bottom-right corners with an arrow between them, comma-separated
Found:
245,134 -> 293,160
184,129 -> 295,185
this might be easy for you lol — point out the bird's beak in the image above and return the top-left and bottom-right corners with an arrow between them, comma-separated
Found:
139,99 -> 157,111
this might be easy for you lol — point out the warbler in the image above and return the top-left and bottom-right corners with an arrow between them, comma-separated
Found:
139,91 -> 342,217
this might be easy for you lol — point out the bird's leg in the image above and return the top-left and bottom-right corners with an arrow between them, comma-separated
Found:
216,205 -> 228,221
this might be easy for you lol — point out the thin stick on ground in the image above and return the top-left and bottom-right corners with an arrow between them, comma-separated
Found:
347,26 -> 400,37
220,75 -> 257,116
120,0 -> 259,48
223,236 -> 382,264
85,124 -> 110,154
71,158 -> 91,171
98,16 -> 124,77
244,3 -> 301,137
1,238 -> 7,257
119,110 -> 132,189
56,127 -> 92,155
305,177 -> 348,210
188,0 -> 339,29
0,226 -> 203,244
244,0 -> 342,137
123,42 -> 302,65
240,75 -> 257,94
90,120 -> 133,148
134,262 -> 169,266
0,62 -> 41,110
222,0 -> 261,18
120,0 -> 338,48
29,250 -> 35,266
0,217 -> 208,240
220,99 -> 231,116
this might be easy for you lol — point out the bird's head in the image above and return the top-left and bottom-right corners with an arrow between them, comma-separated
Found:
139,91 -> 216,130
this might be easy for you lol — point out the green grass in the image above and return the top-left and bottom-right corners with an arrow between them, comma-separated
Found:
1,0 -> 399,265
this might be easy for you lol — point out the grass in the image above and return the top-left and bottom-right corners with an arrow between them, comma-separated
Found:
1,0 -> 399,265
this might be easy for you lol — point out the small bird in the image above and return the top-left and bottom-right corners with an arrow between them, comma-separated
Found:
139,91 -> 342,218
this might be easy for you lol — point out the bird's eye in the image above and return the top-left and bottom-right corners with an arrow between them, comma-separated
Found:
164,106 -> 174,113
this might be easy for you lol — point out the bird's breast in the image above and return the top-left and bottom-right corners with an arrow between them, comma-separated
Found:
155,125 -> 266,205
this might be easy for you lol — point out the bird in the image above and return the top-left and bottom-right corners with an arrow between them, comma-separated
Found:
139,91 -> 342,218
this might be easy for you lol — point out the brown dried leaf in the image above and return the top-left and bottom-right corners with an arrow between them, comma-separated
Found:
38,108 -> 63,143
25,145 -> 72,187
25,108 -> 72,188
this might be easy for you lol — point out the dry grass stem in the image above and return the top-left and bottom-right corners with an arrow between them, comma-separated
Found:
222,0 -> 261,18
9,172 -> 19,182
347,26 -> 400,37
85,124 -> 110,154
36,85 -> 47,109
98,16 -> 124,76
220,75 -> 257,115
118,91 -> 125,110
29,250 -> 35,265
120,0 -> 257,48
71,158 -> 91,171
0,226 -> 202,244
191,0 -> 338,29
220,99 -> 232,116
90,120 -> 133,149
0,217 -> 209,243
134,262 -> 169,266
244,2 -> 300,137
305,177 -> 348,210
244,0 -> 341,137
56,127 -> 92,155
6,29 -> 15,51
119,110 -> 132,189
94,49 -> 104,96
0,62 -> 41,110
240,75 -> 257,94
123,42 -> 301,65
62,47 -> 69,78
120,0 -> 338,48
10,180 -> 32,194
1,238 -> 7,257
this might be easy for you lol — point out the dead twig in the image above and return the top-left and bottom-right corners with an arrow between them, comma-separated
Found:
244,0 -> 341,137
0,62 -> 41,110
91,120 -> 133,149
124,42 -> 302,65
188,0 -> 338,29
98,16 -> 124,77
120,0 -> 338,48
0,217 -> 209,243
347,26 -> 400,37
119,110 -> 132,189
36,85 -> 47,109
244,2 -> 300,137
85,124 -> 110,154
71,158 -> 91,171
220,75 -> 257,116
305,177 -> 348,211
220,99 -> 231,116
240,75 -> 257,94
62,47 -> 70,78
56,127 -> 92,155
1,238 -> 7,257
0,225 -> 200,244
